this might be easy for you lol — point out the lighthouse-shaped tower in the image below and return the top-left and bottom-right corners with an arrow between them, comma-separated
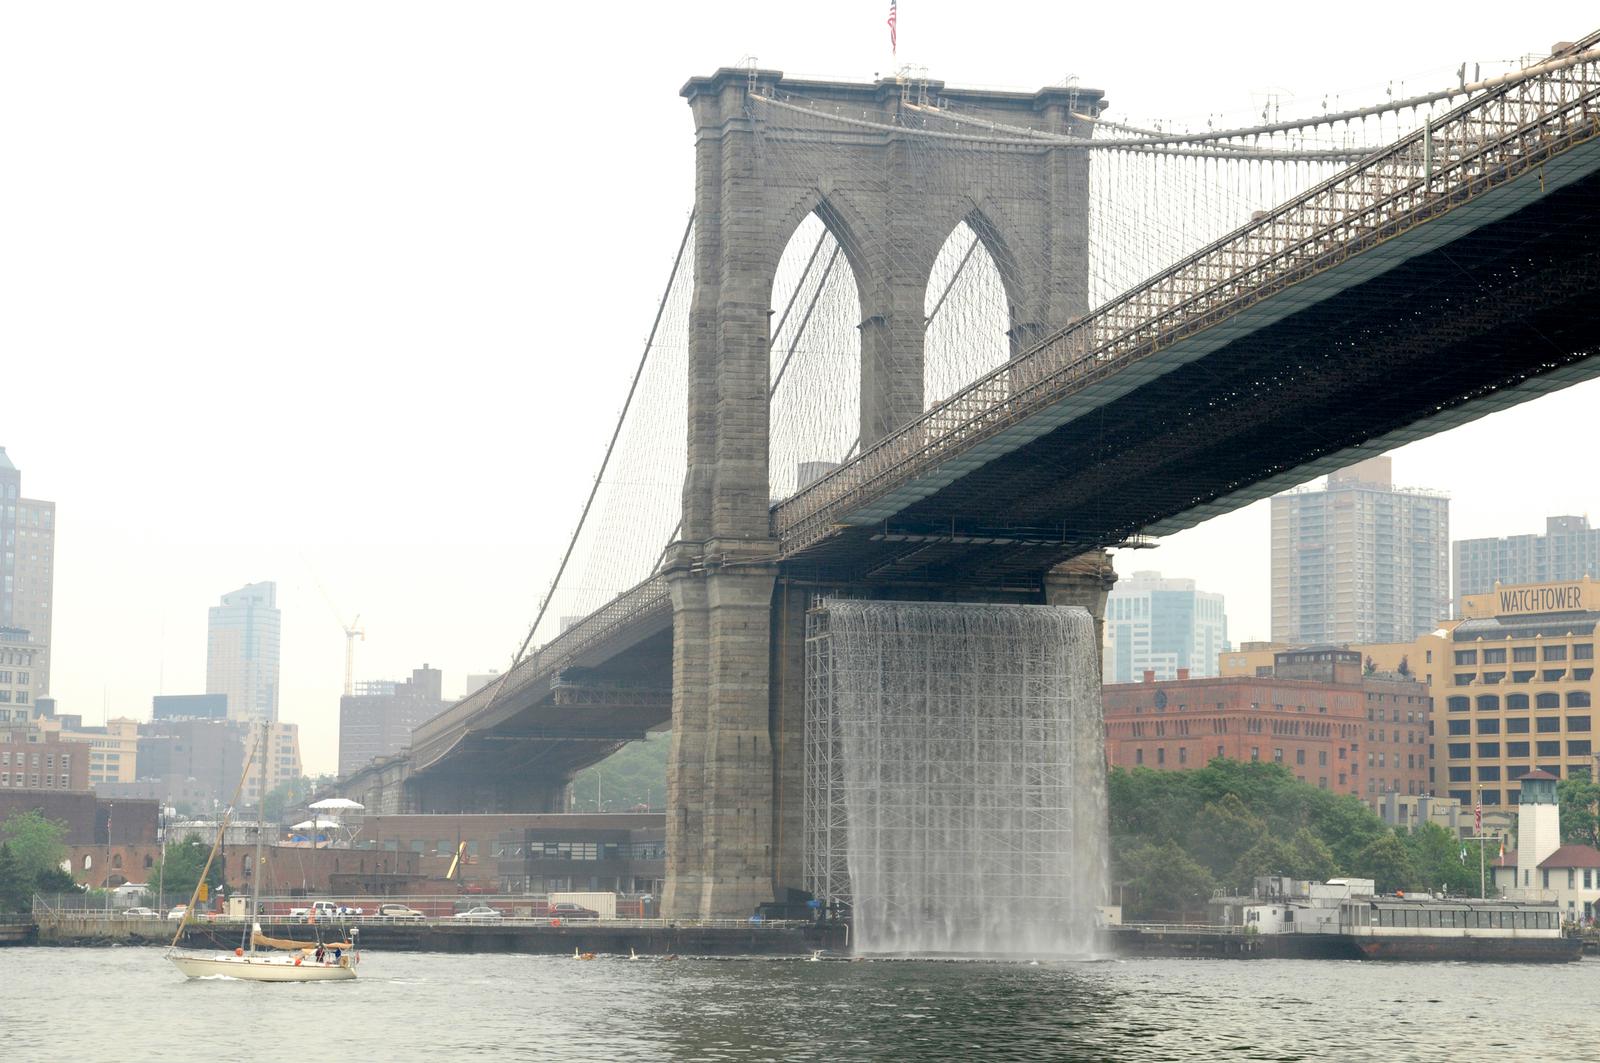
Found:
1515,770 -> 1562,890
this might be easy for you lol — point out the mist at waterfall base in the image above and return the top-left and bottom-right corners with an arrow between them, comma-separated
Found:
808,600 -> 1108,958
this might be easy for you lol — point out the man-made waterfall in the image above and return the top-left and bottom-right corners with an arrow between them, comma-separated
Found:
804,599 -> 1108,956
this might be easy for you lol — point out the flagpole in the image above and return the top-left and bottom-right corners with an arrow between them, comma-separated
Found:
1477,786 -> 1485,899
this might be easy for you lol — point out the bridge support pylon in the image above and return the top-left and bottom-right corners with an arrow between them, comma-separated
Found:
665,555 -> 779,920
1044,550 -> 1118,679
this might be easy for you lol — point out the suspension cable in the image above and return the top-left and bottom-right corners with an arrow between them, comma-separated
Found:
494,209 -> 696,697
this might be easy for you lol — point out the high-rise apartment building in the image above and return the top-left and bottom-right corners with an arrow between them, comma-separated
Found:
263,721 -> 303,799
206,582 -> 280,722
1103,571 -> 1228,684
339,665 -> 445,776
1271,456 -> 1449,646
0,447 -> 56,702
1453,515 -> 1600,611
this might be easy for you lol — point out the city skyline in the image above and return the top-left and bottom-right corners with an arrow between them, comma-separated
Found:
3,4 -> 1594,774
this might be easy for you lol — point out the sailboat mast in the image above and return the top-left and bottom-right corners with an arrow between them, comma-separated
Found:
252,719 -> 267,943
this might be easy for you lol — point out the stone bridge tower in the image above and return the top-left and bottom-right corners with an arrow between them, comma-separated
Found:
663,69 -> 1112,919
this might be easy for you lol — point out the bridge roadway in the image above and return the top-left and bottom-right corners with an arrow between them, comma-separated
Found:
407,38 -> 1600,807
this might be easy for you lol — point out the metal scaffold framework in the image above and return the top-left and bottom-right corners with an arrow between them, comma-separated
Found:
804,600 -> 1108,955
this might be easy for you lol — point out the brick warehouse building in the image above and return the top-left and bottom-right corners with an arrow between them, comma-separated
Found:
1104,648 -> 1433,806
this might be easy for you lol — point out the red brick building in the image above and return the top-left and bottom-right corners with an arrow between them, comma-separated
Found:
0,727 -> 91,792
1361,675 -> 1435,801
1104,648 -> 1431,804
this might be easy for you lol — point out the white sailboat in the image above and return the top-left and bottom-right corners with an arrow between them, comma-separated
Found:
167,722 -> 360,982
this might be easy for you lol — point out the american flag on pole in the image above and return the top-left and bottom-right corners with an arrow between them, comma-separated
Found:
887,0 -> 897,55
1475,801 -> 1482,832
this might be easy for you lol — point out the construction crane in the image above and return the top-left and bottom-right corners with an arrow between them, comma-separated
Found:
341,615 -> 365,697
301,557 -> 366,697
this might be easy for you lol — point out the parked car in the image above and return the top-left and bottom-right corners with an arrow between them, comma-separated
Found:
165,905 -> 189,921
548,902 -> 599,920
123,907 -> 158,918
376,903 -> 425,921
288,900 -> 364,920
453,906 -> 502,921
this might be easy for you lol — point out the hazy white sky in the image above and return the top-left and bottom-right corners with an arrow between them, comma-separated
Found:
3,1 -> 1594,773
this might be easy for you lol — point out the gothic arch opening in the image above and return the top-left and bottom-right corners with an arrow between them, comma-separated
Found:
923,220 -> 1014,408
768,212 -> 863,500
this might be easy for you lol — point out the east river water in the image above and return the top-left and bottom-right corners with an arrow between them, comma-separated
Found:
4,947 -> 1598,1061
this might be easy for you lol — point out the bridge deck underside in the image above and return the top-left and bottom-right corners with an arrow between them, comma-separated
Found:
419,628 -> 673,785
780,170 -> 1600,587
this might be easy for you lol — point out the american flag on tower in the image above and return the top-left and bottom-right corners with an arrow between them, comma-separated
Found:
887,0 -> 897,55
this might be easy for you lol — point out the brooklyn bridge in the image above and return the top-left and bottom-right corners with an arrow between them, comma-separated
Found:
333,32 -> 1600,919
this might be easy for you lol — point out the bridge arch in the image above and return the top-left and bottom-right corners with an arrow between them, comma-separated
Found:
923,206 -> 1028,407
768,204 -> 864,500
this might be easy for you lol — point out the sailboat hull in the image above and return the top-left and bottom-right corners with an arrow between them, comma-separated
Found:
169,952 -> 357,982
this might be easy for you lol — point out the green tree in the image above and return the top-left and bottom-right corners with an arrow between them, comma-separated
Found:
1229,836 -> 1297,889
1557,769 -> 1600,848
0,843 -> 27,912
1285,828 -> 1338,882
1,810 -> 69,887
571,733 -> 670,811
1401,822 -> 1479,895
1117,841 -> 1215,921
1297,791 -> 1388,872
151,834 -> 224,907
1108,765 -> 1202,848
262,776 -> 316,824
1186,794 -> 1267,878
1353,832 -> 1417,894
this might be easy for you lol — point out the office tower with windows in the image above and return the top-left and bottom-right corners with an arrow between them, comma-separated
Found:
206,582 -> 281,722
1103,571 -> 1229,684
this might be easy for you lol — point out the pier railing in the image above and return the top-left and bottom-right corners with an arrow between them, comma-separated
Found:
29,910 -> 814,932
1120,922 -> 1246,936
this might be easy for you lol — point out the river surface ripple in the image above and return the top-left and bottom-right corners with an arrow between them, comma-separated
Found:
3,947 -> 1596,1061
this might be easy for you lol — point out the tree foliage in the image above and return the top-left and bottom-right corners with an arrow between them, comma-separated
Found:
1557,769 -> 1600,848
0,811 -> 74,910
1352,833 -> 1417,894
1400,821 -> 1483,896
2,809 -> 69,882
151,834 -> 224,906
0,844 -> 28,912
1107,758 -> 1485,915
262,776 -> 317,824
1117,841 -> 1215,920
571,733 -> 670,811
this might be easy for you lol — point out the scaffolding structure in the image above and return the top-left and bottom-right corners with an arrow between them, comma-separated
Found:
805,599 -> 1107,955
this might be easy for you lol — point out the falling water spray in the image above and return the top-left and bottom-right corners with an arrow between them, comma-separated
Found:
805,600 -> 1108,956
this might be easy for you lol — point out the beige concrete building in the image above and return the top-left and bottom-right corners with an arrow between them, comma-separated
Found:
1270,457 -> 1449,646
257,721 -> 303,801
0,628 -> 37,725
36,714 -> 140,787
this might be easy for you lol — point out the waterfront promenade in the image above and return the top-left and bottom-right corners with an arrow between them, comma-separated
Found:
23,909 -> 843,955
